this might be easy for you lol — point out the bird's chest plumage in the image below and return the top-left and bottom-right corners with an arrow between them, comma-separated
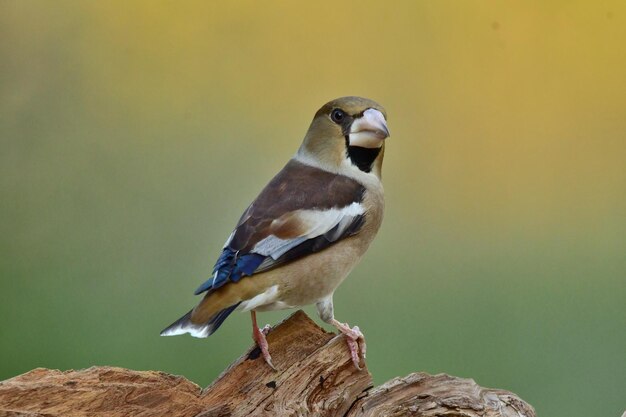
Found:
254,183 -> 384,311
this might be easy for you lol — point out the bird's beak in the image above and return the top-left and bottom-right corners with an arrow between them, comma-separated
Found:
348,108 -> 390,148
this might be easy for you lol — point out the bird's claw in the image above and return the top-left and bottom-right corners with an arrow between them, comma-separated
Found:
345,337 -> 362,370
352,325 -> 367,359
263,354 -> 277,371
334,321 -> 367,370
252,325 -> 277,371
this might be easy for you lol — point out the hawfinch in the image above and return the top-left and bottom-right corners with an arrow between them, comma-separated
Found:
161,96 -> 389,370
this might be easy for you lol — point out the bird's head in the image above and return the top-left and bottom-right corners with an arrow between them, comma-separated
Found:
299,96 -> 389,177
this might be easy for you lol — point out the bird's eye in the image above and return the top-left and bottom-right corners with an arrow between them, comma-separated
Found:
330,109 -> 345,124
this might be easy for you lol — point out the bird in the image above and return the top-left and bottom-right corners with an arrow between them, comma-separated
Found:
161,96 -> 389,370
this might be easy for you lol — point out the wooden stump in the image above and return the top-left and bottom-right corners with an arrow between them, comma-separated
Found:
0,311 -> 535,416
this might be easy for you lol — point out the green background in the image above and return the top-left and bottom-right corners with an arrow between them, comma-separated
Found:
1,2 -> 625,416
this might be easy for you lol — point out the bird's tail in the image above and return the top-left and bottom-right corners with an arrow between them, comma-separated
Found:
160,302 -> 241,338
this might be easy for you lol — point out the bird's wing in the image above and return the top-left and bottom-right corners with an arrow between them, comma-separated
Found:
194,159 -> 366,295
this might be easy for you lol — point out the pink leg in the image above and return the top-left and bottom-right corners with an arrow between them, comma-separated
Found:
251,311 -> 276,370
329,319 -> 366,370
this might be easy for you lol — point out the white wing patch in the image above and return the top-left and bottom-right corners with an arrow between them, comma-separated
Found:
252,202 -> 365,260
252,235 -> 308,258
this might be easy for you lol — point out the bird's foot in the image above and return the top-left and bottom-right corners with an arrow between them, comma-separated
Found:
331,320 -> 366,370
252,324 -> 276,371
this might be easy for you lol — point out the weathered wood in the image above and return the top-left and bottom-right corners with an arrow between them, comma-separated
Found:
199,310 -> 372,416
346,373 -> 535,417
0,310 -> 535,417
0,367 -> 205,417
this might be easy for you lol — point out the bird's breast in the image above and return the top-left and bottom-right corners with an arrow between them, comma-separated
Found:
258,188 -> 384,309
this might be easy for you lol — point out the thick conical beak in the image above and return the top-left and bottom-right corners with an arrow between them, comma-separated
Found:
348,108 -> 389,148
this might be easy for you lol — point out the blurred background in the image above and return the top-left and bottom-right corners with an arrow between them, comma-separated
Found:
1,1 -> 625,416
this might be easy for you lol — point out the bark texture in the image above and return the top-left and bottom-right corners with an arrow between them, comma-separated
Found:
0,311 -> 535,417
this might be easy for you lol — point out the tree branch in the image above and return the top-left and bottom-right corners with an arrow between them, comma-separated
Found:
0,310 -> 535,416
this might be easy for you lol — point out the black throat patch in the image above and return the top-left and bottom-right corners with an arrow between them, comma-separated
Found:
346,142 -> 381,173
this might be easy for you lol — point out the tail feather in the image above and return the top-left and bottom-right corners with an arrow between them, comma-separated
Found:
160,302 -> 241,338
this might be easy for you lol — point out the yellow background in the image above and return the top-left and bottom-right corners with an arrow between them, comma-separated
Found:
1,2 -> 624,416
